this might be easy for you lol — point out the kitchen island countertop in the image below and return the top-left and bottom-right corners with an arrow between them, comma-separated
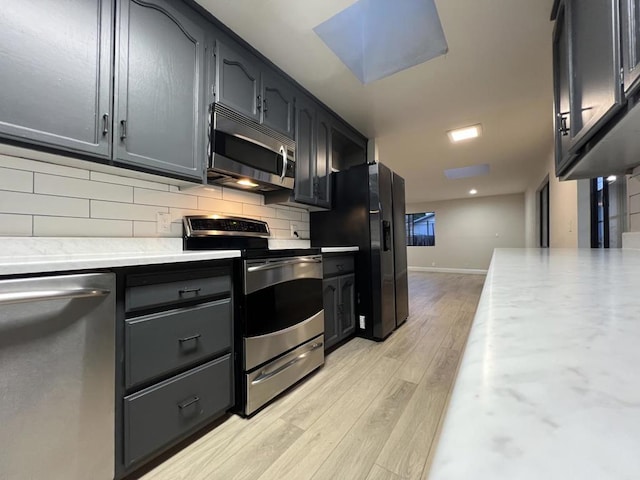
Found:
429,248 -> 640,480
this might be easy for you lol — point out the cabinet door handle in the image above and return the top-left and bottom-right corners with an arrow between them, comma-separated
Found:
178,287 -> 201,296
178,334 -> 201,343
263,97 -> 268,115
102,114 -> 109,136
178,396 -> 200,410
257,94 -> 262,111
557,113 -> 570,136
120,120 -> 127,140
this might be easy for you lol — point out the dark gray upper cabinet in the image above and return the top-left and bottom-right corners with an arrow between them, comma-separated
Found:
622,0 -> 640,95
114,0 -> 205,181
216,40 -> 261,122
315,109 -> 333,209
553,1 -> 573,173
294,96 -> 317,205
567,0 -> 622,151
0,0 -> 113,158
261,70 -> 295,138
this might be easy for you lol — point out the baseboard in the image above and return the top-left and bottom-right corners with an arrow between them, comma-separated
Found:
408,266 -> 488,275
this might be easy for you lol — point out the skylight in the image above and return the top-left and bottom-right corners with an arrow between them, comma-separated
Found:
314,0 -> 448,84
444,164 -> 490,180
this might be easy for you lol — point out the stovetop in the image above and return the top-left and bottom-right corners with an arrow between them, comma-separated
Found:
182,215 -> 319,258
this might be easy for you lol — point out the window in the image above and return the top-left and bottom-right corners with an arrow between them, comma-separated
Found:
406,212 -> 435,246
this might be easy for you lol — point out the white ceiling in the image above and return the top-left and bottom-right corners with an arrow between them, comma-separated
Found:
196,0 -> 555,203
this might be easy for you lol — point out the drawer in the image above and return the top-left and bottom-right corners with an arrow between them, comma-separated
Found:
123,355 -> 232,468
125,299 -> 231,389
323,255 -> 355,277
125,272 -> 230,312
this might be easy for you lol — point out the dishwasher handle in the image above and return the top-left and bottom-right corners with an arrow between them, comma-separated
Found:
0,288 -> 111,306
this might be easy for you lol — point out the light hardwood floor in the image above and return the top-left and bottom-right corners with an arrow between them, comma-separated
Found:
138,272 -> 486,480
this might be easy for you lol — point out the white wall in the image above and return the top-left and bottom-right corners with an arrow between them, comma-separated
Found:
628,166 -> 640,232
0,149 -> 309,238
524,150 -> 579,248
406,193 -> 525,271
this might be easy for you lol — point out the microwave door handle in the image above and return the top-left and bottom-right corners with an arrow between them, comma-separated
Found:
280,145 -> 287,181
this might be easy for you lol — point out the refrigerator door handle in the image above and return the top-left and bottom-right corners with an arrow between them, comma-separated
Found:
382,220 -> 392,252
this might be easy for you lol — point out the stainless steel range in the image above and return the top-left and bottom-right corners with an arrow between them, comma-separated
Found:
183,215 -> 324,416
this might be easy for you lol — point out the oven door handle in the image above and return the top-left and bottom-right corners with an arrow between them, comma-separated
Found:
251,341 -> 323,385
246,257 -> 322,273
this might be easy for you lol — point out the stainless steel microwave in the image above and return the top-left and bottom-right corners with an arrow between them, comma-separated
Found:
207,103 -> 295,192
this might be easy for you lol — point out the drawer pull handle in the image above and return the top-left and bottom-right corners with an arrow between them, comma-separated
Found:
178,334 -> 202,343
178,396 -> 200,410
252,342 -> 324,385
178,287 -> 201,296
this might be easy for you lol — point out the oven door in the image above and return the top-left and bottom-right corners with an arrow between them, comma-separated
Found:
243,255 -> 323,371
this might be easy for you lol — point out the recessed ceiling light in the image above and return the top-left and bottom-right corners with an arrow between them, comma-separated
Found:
237,179 -> 259,188
447,124 -> 482,143
607,175 -> 617,183
469,189 -> 478,195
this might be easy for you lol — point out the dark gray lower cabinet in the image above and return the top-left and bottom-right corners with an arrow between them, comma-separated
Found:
0,0 -> 113,158
114,0 -> 206,180
124,355 -> 232,467
323,255 -> 356,350
117,263 -> 233,477
323,278 -> 339,348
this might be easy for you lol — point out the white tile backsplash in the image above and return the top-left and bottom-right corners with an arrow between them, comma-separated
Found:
35,173 -> 134,202
91,200 -> 168,221
0,167 -> 33,193
133,220 -> 182,237
89,171 -> 169,191
242,204 -> 276,218
134,188 -> 198,210
197,196 -> 243,215
0,214 -> 33,236
0,190 -> 89,217
0,153 -> 90,179
0,152 -> 309,238
222,188 -> 262,205
33,216 -> 133,237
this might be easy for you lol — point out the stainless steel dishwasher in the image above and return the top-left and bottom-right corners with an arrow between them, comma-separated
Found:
0,273 -> 115,480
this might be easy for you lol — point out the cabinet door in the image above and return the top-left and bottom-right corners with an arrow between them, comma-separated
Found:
0,0 -> 113,158
261,70 -> 295,138
115,0 -> 205,180
553,1 -> 573,174
622,0 -> 640,95
322,278 -> 339,349
568,0 -> 623,151
216,41 -> 261,122
315,110 -> 333,209
339,274 -> 356,338
294,97 -> 317,205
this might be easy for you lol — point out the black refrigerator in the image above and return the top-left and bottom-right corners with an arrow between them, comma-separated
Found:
310,162 -> 409,341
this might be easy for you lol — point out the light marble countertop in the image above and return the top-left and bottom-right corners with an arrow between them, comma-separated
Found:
429,248 -> 640,480
0,237 -> 359,275
0,238 -> 240,275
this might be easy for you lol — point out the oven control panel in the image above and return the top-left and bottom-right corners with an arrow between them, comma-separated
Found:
183,215 -> 270,238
